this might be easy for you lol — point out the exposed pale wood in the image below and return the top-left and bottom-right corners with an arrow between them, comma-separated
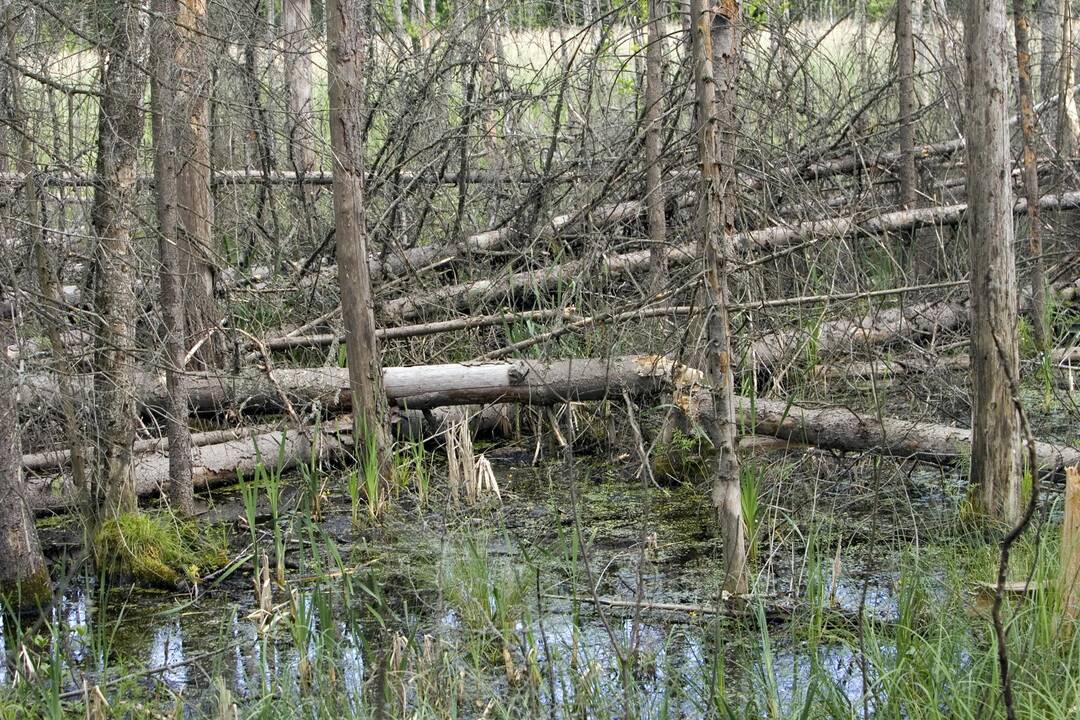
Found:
697,0 -> 747,596
21,356 -> 682,419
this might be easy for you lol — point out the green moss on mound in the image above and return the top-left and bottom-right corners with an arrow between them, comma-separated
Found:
93,512 -> 228,587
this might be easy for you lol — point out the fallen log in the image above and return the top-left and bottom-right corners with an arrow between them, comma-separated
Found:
671,390 -> 1080,476
27,417 -> 353,512
25,356 -> 689,509
380,192 -> 1080,321
751,301 -> 968,371
20,356 -> 682,418
258,308 -> 582,353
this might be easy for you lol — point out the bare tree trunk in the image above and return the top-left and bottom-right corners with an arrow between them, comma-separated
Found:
1040,0 -> 1062,102
283,0 -> 318,176
392,0 -> 405,39
897,0 -> 917,210
4,11 -> 87,497
327,0 -> 391,467
695,0 -> 747,596
645,0 -> 668,294
1057,0 -> 1080,162
151,0 -> 195,516
91,0 -> 150,519
176,0 -> 219,369
1015,0 -> 1050,352
965,0 -> 1022,522
0,303 -> 49,611
897,0 -> 918,267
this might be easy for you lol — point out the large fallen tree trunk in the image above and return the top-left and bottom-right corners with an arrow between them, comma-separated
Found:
26,356 -> 685,510
27,418 -> 351,512
20,356 -> 682,418
751,301 -> 968,371
671,390 -> 1080,477
380,191 -> 1080,321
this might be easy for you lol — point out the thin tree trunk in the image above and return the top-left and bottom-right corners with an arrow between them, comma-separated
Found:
695,0 -> 747,596
283,0 -> 317,175
1015,0 -> 1049,352
0,302 -> 50,611
4,12 -> 87,497
392,0 -> 405,40
91,0 -> 150,519
965,0 -> 1022,522
176,0 -> 219,369
897,0 -> 918,212
1040,0 -> 1062,102
1057,0 -> 1080,164
645,0 -> 668,293
151,0 -> 195,516
327,0 -> 392,467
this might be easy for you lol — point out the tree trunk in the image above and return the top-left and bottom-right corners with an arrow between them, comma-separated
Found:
672,390 -> 1080,477
5,11 -> 87,497
1039,0 -> 1062,102
897,0 -> 918,238
0,310 -> 49,609
151,0 -> 195,516
964,0 -> 1022,522
645,0 -> 668,293
91,0 -> 150,519
695,0 -> 747,596
1015,0 -> 1050,352
1057,1 -> 1080,166
283,0 -> 318,176
327,0 -> 392,468
176,0 -> 219,369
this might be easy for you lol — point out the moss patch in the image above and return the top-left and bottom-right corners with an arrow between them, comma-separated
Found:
93,512 -> 228,588
0,567 -> 52,615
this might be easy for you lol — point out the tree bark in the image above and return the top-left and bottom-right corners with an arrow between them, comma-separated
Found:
151,0 -> 195,516
897,0 -> 918,250
176,0 -> 219,369
5,11 -> 88,497
965,0 -> 1022,522
283,0 -> 317,176
695,0 -> 746,596
645,0 -> 668,294
327,0 -> 392,467
0,290 -> 50,610
91,0 -> 150,519
1039,0 -> 1063,102
1015,0 -> 1050,352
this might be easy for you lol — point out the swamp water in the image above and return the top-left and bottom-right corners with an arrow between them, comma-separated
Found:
5,444 -> 1079,718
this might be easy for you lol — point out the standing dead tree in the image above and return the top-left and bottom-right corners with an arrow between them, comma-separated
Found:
90,0 -> 150,519
0,303 -> 50,611
151,0 -> 195,516
328,0 -> 391,470
693,0 -> 747,596
965,0 -> 1022,522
